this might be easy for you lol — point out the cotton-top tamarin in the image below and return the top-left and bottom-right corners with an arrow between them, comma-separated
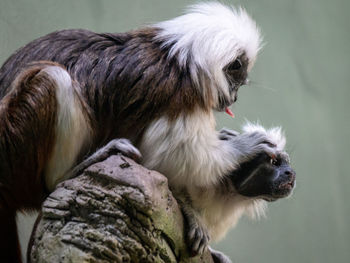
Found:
190,124 -> 295,263
0,3 -> 283,262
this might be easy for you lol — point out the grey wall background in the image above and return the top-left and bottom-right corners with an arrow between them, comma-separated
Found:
1,0 -> 349,262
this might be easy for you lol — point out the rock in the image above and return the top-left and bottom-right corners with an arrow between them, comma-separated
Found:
29,154 -> 214,263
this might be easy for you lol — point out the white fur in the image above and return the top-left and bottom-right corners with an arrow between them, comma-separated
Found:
190,186 -> 267,241
139,113 -> 285,241
243,122 -> 286,151
43,66 -> 91,191
155,2 -> 262,104
139,109 -> 237,188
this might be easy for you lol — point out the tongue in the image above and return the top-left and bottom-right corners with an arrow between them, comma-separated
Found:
225,107 -> 235,118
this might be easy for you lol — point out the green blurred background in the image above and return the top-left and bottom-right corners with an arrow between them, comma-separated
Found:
1,0 -> 349,262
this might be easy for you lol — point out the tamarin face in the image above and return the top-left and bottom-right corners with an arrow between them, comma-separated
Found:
217,54 -> 250,111
230,152 -> 296,201
155,3 -> 262,115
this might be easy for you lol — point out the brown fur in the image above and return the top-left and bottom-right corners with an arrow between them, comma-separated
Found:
0,62 -> 59,262
0,28 -> 214,262
0,28 -> 212,147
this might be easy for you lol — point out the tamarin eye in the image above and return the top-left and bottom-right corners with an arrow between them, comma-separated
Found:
228,59 -> 242,71
270,157 -> 280,166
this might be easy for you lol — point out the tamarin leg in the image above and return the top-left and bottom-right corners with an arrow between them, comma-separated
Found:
0,61 -> 90,262
0,195 -> 22,263
173,189 -> 210,257
0,62 -> 62,263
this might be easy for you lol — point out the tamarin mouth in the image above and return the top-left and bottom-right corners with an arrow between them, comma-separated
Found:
225,107 -> 235,118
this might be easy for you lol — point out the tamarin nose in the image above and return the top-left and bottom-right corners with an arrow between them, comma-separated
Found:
243,79 -> 250,85
284,169 -> 296,181
284,170 -> 291,175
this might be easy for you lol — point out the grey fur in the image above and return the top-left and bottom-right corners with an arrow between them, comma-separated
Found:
209,247 -> 233,263
223,130 -> 277,163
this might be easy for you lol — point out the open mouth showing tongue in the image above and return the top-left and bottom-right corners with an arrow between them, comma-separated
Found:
225,107 -> 235,118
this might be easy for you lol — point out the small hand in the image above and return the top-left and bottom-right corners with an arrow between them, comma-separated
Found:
209,247 -> 232,263
219,128 -> 240,140
226,131 -> 277,163
187,216 -> 210,256
66,138 -> 141,179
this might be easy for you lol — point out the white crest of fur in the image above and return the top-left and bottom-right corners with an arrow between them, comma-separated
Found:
43,66 -> 91,191
243,122 -> 286,151
155,2 -> 262,101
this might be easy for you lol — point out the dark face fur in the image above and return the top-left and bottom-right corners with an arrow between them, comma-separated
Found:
230,152 -> 296,201
216,54 -> 249,111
